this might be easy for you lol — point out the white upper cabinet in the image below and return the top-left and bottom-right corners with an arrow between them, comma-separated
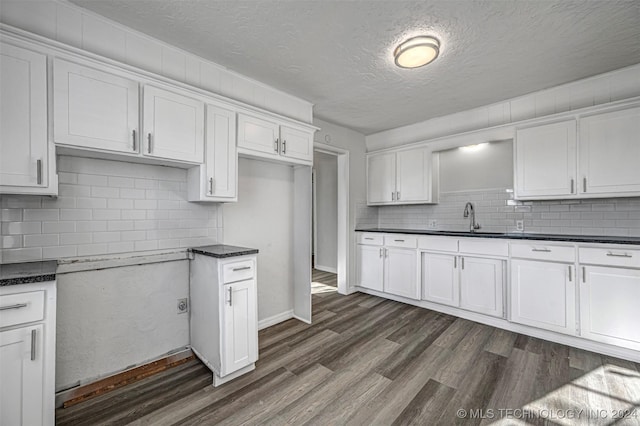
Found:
367,146 -> 436,205
54,59 -> 139,154
514,120 -> 577,199
280,125 -> 313,162
237,113 -> 315,165
0,42 -> 55,195
579,107 -> 640,196
367,152 -> 396,204
143,85 -> 204,164
513,105 -> 640,200
187,104 -> 237,202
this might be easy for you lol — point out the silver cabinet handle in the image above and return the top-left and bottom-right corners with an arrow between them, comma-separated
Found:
568,265 -> 573,282
228,287 -> 233,306
570,178 -> 574,194
274,138 -> 279,153
232,266 -> 251,271
282,140 -> 287,154
454,256 -> 457,269
606,252 -> 632,258
391,192 -> 396,201
461,257 -> 465,270
394,239 -> 405,242
147,133 -> 152,154
385,248 -> 388,258
364,237 -> 374,240
132,129 -> 137,151
379,247 -> 383,258
583,177 -> 587,192
397,191 -> 400,200
31,329 -> 36,361
0,303 -> 27,311
582,266 -> 586,283
209,177 -> 214,195
36,159 -> 42,185
531,248 -> 551,252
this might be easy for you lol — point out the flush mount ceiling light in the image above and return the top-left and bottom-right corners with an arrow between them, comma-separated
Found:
394,36 -> 440,69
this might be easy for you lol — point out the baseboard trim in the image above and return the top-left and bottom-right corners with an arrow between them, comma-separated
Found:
293,314 -> 312,325
258,310 -> 294,330
56,348 -> 194,408
314,265 -> 337,274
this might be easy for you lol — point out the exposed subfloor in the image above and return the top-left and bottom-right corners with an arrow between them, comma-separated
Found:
56,289 -> 640,425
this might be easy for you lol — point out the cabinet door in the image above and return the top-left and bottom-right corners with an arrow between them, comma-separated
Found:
356,244 -> 384,292
510,259 -> 575,335
205,105 -> 237,199
0,43 -> 47,187
54,59 -> 139,154
421,252 -> 459,307
385,247 -> 419,299
367,152 -> 396,204
580,266 -> 640,350
0,325 -> 44,426
221,280 -> 257,376
460,256 -> 504,317
515,121 -> 577,198
237,113 -> 279,156
579,107 -> 640,196
143,86 -> 204,163
396,147 -> 431,203
280,125 -> 313,162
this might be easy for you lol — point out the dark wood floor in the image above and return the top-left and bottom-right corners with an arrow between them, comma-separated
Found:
56,288 -> 640,426
312,268 -> 337,287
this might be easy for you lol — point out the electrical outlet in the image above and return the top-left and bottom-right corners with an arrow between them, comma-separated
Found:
177,298 -> 189,314
516,220 -> 524,232
429,220 -> 437,229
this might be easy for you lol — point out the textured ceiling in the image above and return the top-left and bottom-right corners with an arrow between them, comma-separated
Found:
69,0 -> 640,135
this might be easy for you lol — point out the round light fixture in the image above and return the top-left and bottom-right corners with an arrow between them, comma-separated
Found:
394,36 -> 440,69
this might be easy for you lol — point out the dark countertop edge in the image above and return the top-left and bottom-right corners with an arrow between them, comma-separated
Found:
0,260 -> 58,287
355,228 -> 640,246
190,245 -> 259,259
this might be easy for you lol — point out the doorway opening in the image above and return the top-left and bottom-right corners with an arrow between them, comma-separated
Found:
311,142 -> 349,296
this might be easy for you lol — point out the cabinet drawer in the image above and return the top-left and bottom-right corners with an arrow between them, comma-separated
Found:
579,247 -> 640,268
459,239 -> 509,257
418,236 -> 458,252
384,235 -> 418,248
223,260 -> 255,284
0,290 -> 45,328
357,233 -> 384,246
510,243 -> 575,262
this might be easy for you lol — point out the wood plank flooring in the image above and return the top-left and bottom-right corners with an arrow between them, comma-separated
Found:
312,268 -> 337,287
56,288 -> 640,425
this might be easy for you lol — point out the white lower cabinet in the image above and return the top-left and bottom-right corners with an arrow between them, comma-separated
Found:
356,244 -> 384,292
460,256 -> 504,318
0,325 -> 44,426
0,281 -> 56,426
422,252 -> 459,307
580,265 -> 640,350
190,253 -> 258,386
510,259 -> 576,335
384,247 -> 419,299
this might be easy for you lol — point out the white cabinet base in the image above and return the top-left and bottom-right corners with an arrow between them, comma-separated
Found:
213,363 -> 255,387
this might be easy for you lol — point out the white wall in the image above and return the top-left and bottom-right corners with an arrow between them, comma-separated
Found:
313,118 -> 367,291
366,63 -> 640,151
56,259 -> 189,390
0,0 -> 313,123
313,151 -> 337,272
222,157 -> 294,322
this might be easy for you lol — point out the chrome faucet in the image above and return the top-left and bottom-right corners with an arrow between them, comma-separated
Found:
463,202 -> 481,232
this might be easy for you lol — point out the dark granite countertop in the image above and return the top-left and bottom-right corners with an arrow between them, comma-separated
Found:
190,245 -> 259,259
355,228 -> 640,245
0,261 -> 58,286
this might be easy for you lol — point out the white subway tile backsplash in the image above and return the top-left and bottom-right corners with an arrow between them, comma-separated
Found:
1,156 -> 221,262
